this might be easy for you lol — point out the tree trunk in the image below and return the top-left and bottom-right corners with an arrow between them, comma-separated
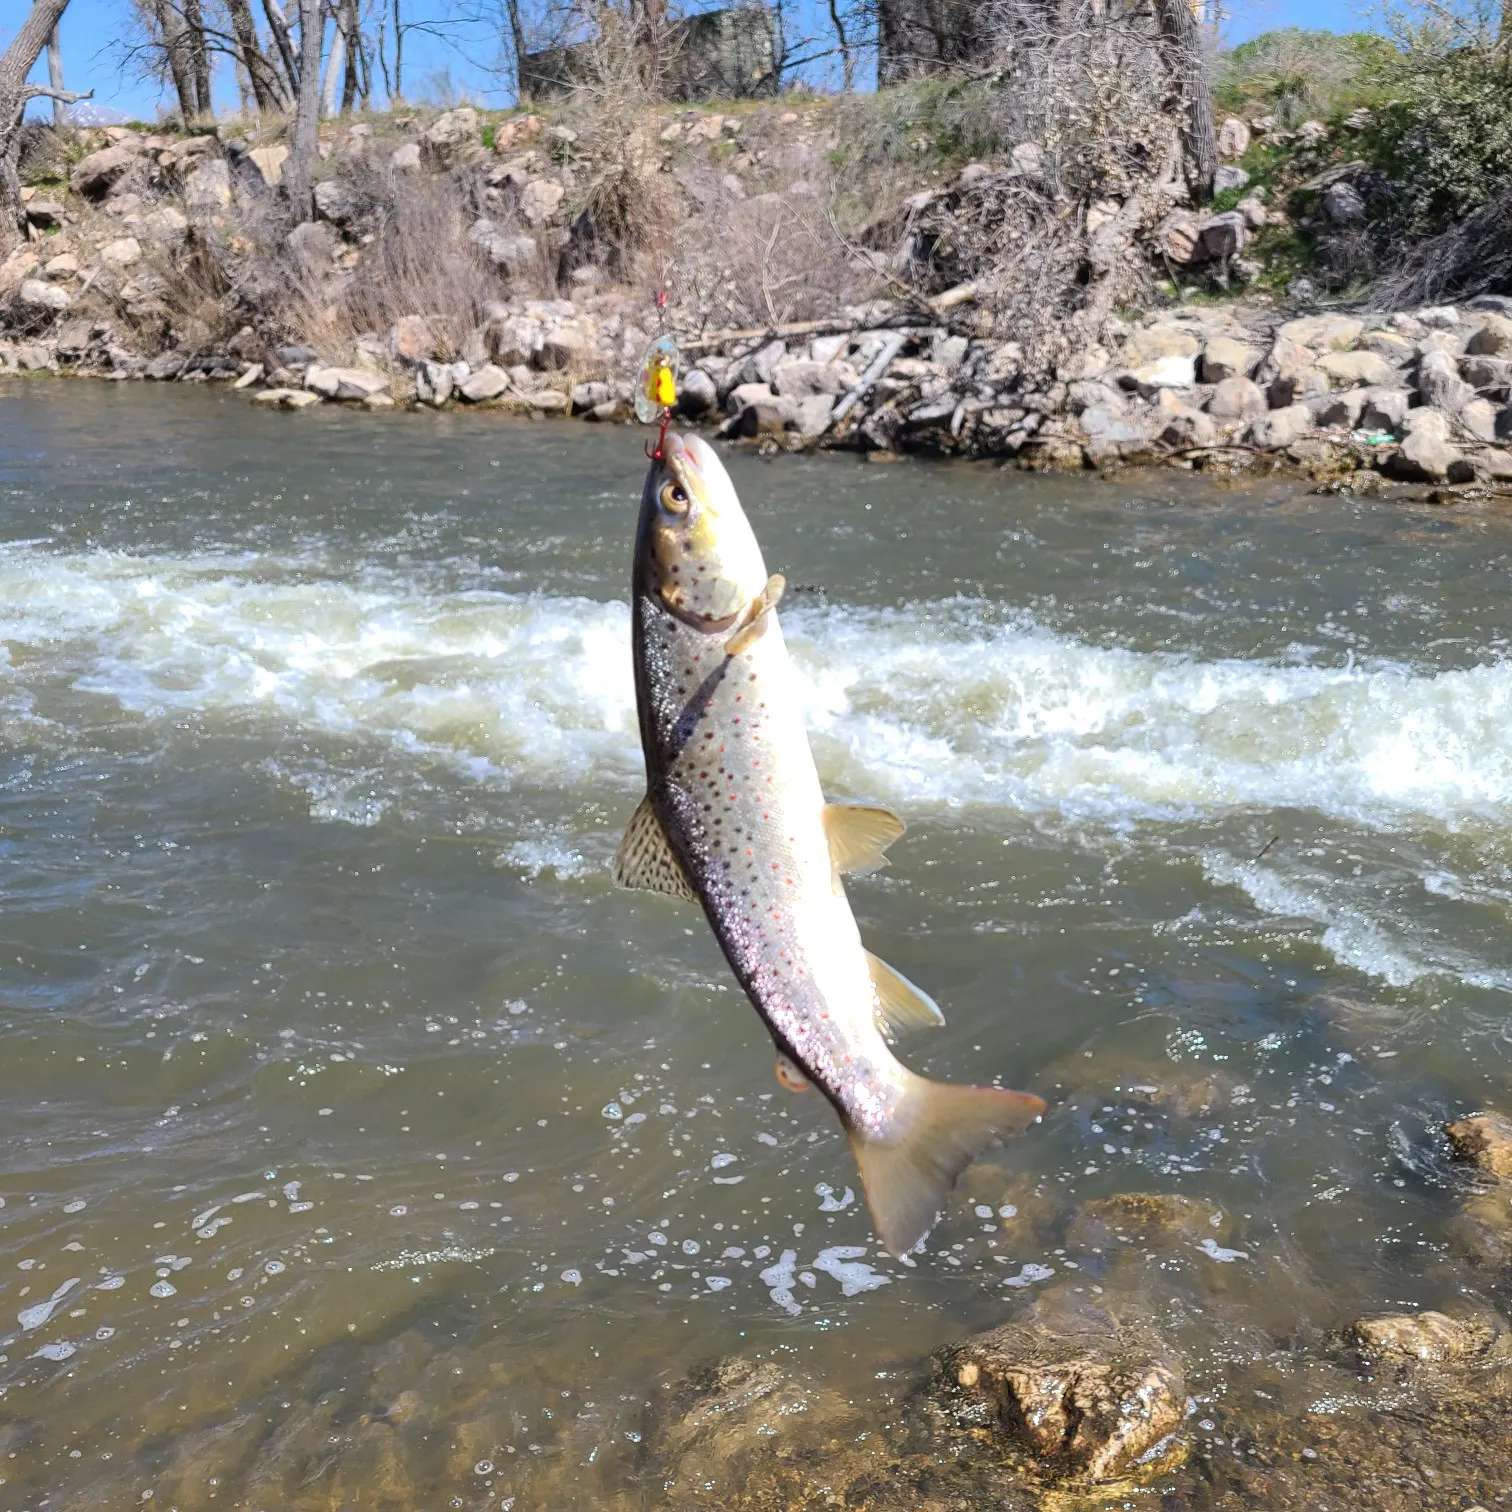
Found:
261,0 -> 299,98
321,8 -> 345,118
826,0 -> 854,90
227,0 -> 287,111
504,0 -> 526,99
339,0 -> 360,112
0,0 -> 74,247
284,0 -> 324,220
46,23 -> 64,127
391,0 -> 403,103
180,0 -> 214,118
1153,0 -> 1217,203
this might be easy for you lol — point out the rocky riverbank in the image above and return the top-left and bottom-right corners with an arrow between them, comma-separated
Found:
4,112 -> 1511,487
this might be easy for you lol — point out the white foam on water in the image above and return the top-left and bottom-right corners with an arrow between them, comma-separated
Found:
1,549 -> 1509,836
1204,850 -> 1512,992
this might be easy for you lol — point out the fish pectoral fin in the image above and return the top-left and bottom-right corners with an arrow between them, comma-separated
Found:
775,1052 -> 811,1092
611,796 -> 697,902
822,802 -> 905,879
849,1076 -> 1046,1257
724,573 -> 786,657
867,951 -> 946,1038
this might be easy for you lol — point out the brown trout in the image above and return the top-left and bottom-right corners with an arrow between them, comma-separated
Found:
614,433 -> 1044,1255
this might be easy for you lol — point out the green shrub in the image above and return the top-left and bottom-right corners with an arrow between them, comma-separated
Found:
1215,29 -> 1394,127
1368,45 -> 1512,231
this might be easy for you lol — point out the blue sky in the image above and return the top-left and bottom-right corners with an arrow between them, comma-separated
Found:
20,0 -> 1375,124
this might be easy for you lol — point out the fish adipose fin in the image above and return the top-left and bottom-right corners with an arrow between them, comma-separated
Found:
822,803 -> 905,879
866,951 -> 945,1036
849,1077 -> 1046,1257
724,573 -> 787,657
612,797 -> 697,902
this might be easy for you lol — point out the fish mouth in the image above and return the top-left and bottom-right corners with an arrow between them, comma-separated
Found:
661,431 -> 704,494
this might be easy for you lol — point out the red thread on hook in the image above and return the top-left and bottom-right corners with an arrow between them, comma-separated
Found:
645,411 -> 671,460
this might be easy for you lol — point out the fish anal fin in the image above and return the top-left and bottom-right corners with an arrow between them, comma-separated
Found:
823,802 -> 905,879
849,1077 -> 1045,1256
867,951 -> 945,1038
612,796 -> 696,902
725,573 -> 786,657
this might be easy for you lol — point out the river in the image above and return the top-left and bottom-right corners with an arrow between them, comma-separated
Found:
1,378 -> 1510,1508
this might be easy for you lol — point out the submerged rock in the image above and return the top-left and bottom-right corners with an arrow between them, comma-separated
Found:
1447,1113 -> 1512,1180
1348,1310 -> 1504,1367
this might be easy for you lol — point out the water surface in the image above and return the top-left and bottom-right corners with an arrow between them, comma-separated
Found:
2,380 -> 1511,1507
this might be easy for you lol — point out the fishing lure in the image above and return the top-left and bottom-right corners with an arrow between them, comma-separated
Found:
636,333 -> 680,457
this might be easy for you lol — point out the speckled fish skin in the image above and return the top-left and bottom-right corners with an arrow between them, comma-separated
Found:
623,433 -> 1044,1255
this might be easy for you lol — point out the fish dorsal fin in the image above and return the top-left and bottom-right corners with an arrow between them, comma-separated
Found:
867,951 -> 946,1038
612,796 -> 696,902
822,802 -> 905,878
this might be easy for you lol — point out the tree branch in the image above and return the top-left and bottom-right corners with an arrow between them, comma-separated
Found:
20,83 -> 92,104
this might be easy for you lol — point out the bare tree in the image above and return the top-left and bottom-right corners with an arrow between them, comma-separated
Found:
827,0 -> 855,90
283,0 -> 324,218
46,22 -> 64,126
1,0 -> 88,249
182,0 -> 214,115
226,0 -> 290,109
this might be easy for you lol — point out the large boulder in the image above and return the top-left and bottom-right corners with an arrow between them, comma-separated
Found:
1078,405 -> 1154,464
183,159 -> 233,211
1207,375 -> 1267,422
1154,389 -> 1217,448
1462,397 -> 1500,443
1278,314 -> 1365,351
1322,181 -> 1366,224
1466,314 -> 1512,357
18,278 -> 70,313
99,237 -> 142,268
1121,354 -> 1197,395
313,176 -> 363,226
1200,336 -> 1259,383
1198,211 -> 1247,262
1418,349 -> 1475,413
519,178 -> 565,226
1390,407 -> 1473,482
248,145 -> 288,186
1317,350 -> 1394,388
1217,117 -> 1251,159
676,367 -> 718,417
1247,404 -> 1312,449
423,107 -> 480,156
1124,325 -> 1199,364
304,365 -> 390,401
70,144 -> 138,197
771,358 -> 855,398
1461,355 -> 1512,396
458,365 -> 512,402
1359,387 -> 1411,432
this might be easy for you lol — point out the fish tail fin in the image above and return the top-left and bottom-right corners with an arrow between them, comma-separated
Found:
848,1076 -> 1045,1257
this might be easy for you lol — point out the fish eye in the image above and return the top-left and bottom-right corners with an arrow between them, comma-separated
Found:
660,481 -> 690,515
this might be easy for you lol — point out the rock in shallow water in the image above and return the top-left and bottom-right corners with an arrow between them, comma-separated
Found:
936,1310 -> 1184,1482
1446,1112 -> 1512,1179
1349,1310 -> 1504,1366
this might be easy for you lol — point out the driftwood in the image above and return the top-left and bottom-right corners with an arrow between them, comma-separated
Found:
830,331 -> 908,430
